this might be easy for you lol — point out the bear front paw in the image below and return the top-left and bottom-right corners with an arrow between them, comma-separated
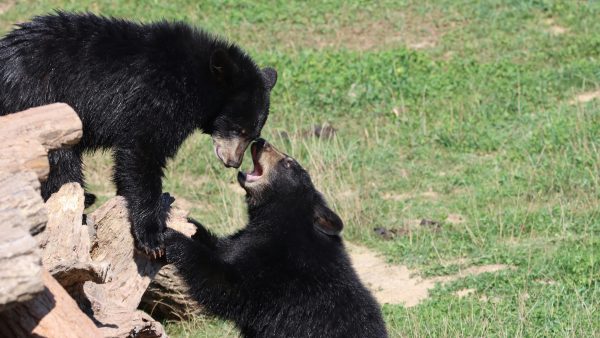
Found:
164,228 -> 191,264
133,226 -> 165,260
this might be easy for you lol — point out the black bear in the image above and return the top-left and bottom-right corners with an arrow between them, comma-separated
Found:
165,139 -> 388,338
0,12 -> 277,257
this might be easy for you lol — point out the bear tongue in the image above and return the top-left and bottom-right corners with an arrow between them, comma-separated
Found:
246,144 -> 263,182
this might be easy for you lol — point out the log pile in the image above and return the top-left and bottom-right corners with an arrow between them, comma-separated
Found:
0,104 -> 201,337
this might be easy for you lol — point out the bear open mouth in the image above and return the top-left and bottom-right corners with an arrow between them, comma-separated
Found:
245,142 -> 263,182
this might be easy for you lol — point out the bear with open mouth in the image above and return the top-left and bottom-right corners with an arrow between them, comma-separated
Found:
165,139 -> 388,338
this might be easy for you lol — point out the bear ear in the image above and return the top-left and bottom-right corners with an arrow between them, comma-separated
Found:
262,67 -> 277,91
210,49 -> 239,84
314,202 -> 343,236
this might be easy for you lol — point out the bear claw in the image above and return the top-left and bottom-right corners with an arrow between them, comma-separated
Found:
134,230 -> 165,260
138,245 -> 165,260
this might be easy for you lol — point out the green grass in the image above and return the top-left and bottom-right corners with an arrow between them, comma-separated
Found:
2,0 -> 599,336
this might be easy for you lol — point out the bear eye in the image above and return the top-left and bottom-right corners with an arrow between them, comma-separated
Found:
240,129 -> 247,136
283,158 -> 294,169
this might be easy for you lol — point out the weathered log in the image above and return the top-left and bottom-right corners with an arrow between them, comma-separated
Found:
0,104 -> 177,336
39,183 -> 110,288
0,139 -> 49,181
32,183 -> 166,337
0,171 -> 46,235
0,172 -> 46,311
82,196 -> 167,338
0,211 -> 43,311
0,171 -> 48,235
0,102 -> 82,150
141,207 -> 202,320
0,103 -> 82,312
0,103 -> 82,182
0,270 -> 102,338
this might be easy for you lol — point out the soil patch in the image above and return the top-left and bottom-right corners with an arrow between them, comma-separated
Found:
0,1 -> 14,15
570,90 -> 600,104
347,243 -> 512,306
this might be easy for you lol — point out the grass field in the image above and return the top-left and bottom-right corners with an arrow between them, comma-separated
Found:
1,0 -> 599,337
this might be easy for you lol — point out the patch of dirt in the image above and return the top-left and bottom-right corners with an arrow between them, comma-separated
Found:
347,243 -> 512,306
381,190 -> 439,202
338,190 -> 358,200
544,18 -> 568,35
479,295 -> 502,303
420,189 -> 439,199
347,244 -> 427,307
241,7 -> 447,51
0,1 -> 14,15
408,40 -> 437,50
404,219 -> 423,228
454,288 -> 476,298
570,90 -> 600,104
298,12 -> 440,51
446,213 -> 465,224
392,107 -> 404,118
381,192 -> 412,202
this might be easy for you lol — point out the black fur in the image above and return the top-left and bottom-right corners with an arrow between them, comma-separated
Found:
0,12 -> 276,256
165,139 -> 387,338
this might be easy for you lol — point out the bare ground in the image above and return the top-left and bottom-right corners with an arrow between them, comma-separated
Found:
0,1 -> 14,15
570,90 -> 600,104
347,243 -> 511,307
236,7 -> 447,51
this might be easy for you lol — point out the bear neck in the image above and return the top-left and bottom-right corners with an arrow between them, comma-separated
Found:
246,195 -> 315,233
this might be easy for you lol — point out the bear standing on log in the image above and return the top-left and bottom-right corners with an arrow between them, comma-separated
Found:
0,12 -> 277,257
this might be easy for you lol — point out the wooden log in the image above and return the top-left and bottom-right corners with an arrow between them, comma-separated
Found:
0,172 -> 46,311
0,270 -> 102,338
0,171 -> 46,235
0,139 -> 49,181
0,211 -> 43,311
0,103 -> 82,183
0,103 -> 82,151
82,196 -> 167,338
33,184 -> 166,337
39,183 -> 110,288
0,104 -> 82,308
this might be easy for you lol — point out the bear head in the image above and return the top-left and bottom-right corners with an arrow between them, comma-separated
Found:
237,138 -> 343,236
206,49 -> 277,169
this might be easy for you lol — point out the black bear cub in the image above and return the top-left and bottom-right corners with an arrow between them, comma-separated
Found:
0,12 -> 277,257
165,139 -> 388,338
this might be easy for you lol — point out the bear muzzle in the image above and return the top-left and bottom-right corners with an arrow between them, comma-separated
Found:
212,136 -> 250,168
